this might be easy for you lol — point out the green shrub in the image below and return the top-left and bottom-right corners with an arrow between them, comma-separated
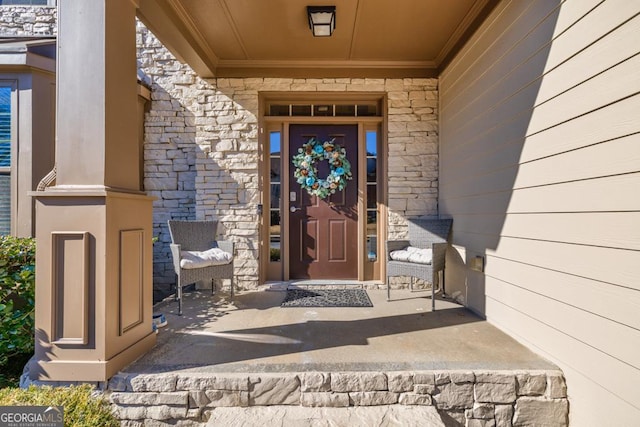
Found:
0,235 -> 36,367
270,247 -> 281,262
0,384 -> 119,427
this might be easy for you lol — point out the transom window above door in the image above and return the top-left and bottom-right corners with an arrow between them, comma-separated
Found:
267,102 -> 381,117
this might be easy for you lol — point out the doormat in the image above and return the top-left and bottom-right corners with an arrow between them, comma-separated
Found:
281,288 -> 373,308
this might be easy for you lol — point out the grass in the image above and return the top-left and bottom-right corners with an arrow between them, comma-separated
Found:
0,383 -> 120,427
0,355 -> 120,426
1,353 -> 120,426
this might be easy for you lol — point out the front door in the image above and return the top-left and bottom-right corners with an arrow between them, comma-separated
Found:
289,124 -> 358,279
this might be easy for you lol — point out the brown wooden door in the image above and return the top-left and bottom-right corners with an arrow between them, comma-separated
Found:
289,124 -> 358,279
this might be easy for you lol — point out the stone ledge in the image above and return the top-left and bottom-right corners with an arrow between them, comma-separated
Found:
349,391 -> 399,406
108,369 -> 568,426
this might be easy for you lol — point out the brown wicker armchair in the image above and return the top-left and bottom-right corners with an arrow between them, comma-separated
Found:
386,219 -> 452,310
168,220 -> 234,315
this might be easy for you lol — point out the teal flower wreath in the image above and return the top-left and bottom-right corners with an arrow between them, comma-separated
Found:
292,137 -> 353,199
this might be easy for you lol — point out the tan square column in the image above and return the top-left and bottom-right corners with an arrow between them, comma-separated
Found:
31,0 -> 156,382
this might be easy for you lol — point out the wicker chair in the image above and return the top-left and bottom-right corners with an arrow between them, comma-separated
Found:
168,220 -> 234,315
386,219 -> 453,310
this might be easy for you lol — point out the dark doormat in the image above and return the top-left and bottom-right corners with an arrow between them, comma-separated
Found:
281,288 -> 373,308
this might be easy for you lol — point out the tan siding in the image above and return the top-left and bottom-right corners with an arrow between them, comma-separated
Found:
439,0 -> 640,423
533,13 -> 640,105
526,54 -> 640,134
439,93 -> 640,190
443,53 -> 640,159
541,0 -> 640,73
486,298 -> 640,425
486,276 -> 640,371
441,0 -> 560,103
441,172 -> 640,214
455,232 -> 636,289
442,133 -> 640,198
485,256 -> 640,330
443,4 -> 640,161
441,0 -> 607,110
519,93 -> 640,162
455,212 -> 640,250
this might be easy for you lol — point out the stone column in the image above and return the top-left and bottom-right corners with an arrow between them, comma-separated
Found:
30,0 -> 155,382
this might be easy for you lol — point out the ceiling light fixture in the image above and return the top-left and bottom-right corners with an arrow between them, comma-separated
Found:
307,6 -> 336,37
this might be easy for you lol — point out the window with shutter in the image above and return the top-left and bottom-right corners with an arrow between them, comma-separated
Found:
0,86 -> 11,235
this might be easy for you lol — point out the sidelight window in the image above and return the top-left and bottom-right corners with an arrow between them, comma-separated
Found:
269,131 -> 282,262
365,130 -> 378,262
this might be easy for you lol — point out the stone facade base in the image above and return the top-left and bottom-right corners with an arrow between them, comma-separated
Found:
108,370 -> 568,426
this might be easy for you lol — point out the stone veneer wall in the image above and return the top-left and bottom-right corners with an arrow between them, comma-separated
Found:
108,370 -> 569,426
137,23 -> 439,291
0,9 -> 439,291
0,5 -> 56,36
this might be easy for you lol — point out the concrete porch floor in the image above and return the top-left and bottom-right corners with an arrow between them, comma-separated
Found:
109,287 -> 569,426
125,287 -> 556,374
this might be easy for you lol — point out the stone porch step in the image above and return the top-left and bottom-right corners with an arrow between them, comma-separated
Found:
205,405 -> 445,427
108,369 -> 569,426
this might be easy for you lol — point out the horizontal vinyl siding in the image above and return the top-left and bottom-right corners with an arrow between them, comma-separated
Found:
439,0 -> 640,425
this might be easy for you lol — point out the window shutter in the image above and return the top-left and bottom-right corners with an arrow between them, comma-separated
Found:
0,86 -> 11,235
0,88 -> 9,168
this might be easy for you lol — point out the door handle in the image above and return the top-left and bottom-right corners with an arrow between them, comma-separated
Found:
290,206 -> 301,213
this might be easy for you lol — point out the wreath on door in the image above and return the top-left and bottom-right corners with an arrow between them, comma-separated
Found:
292,137 -> 352,199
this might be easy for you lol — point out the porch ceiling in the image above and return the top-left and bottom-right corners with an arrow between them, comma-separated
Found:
136,0 -> 497,78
